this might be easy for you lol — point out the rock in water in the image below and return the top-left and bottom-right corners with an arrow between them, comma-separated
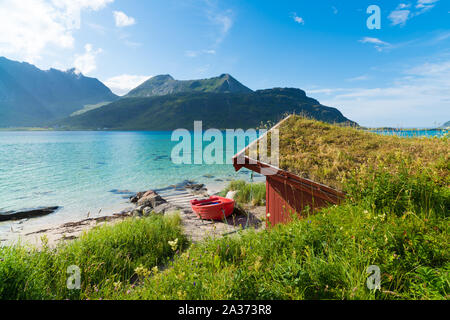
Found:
0,206 -> 60,222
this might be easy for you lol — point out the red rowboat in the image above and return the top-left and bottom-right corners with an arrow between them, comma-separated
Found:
190,196 -> 235,220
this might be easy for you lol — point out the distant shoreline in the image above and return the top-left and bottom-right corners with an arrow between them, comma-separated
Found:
1,127 -> 448,132
363,127 -> 448,131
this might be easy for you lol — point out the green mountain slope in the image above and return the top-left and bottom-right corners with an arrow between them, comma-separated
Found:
0,65 -> 53,126
126,74 -> 253,98
0,57 -> 118,127
58,87 -> 357,130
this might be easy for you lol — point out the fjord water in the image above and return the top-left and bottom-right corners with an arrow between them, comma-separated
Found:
0,131 -> 256,234
369,129 -> 447,138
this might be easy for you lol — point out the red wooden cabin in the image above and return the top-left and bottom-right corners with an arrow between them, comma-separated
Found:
232,116 -> 345,226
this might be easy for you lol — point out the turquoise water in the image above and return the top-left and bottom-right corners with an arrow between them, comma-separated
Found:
369,129 -> 447,138
0,131 -> 258,233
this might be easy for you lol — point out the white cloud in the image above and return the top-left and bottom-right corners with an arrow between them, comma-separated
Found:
347,75 -> 370,82
0,0 -> 113,63
53,0 -> 113,11
431,31 -> 450,43
185,49 -> 216,58
416,0 -> 439,9
199,2 -> 234,53
415,0 -> 440,15
87,22 -> 107,34
104,74 -> 152,95
208,9 -> 233,45
73,44 -> 103,75
359,37 -> 388,45
185,51 -> 197,58
113,11 -> 136,27
405,60 -> 450,76
308,59 -> 450,127
388,9 -> 410,26
292,13 -> 305,25
116,31 -> 142,48
216,14 -> 232,34
124,40 -> 143,48
359,37 -> 391,51
398,3 -> 412,9
388,1 -> 440,27
359,31 -> 449,53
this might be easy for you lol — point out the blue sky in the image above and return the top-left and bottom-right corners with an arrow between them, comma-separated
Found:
0,0 -> 449,127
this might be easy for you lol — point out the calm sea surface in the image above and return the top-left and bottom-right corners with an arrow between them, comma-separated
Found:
0,131 -> 258,233
368,129 -> 447,138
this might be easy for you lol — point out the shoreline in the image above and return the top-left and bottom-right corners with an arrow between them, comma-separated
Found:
1,127 -> 448,132
0,177 -> 265,248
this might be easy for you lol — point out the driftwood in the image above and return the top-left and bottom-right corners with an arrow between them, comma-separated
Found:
0,206 -> 60,222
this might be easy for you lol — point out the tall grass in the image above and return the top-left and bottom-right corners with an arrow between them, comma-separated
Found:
344,159 -> 449,218
219,180 -> 266,206
105,206 -> 448,300
0,214 -> 187,300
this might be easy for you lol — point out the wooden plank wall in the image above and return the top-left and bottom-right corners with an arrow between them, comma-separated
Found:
265,176 -> 335,226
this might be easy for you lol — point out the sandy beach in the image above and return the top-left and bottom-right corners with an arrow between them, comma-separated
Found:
0,178 -> 266,248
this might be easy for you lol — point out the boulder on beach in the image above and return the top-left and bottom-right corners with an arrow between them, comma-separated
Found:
152,203 -> 177,215
130,191 -> 144,203
136,190 -> 167,208
0,206 -> 60,222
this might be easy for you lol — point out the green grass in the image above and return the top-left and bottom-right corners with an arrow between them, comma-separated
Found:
0,118 -> 448,300
218,180 -> 266,206
1,173 -> 448,300
278,116 -> 449,191
0,214 -> 187,300
70,101 -> 113,117
99,165 -> 448,300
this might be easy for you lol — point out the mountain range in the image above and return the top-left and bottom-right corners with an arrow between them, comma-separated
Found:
0,57 -> 118,127
0,57 -> 356,129
126,74 -> 253,98
58,86 -> 356,130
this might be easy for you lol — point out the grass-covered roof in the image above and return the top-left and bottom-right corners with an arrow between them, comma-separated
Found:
278,116 -> 449,191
